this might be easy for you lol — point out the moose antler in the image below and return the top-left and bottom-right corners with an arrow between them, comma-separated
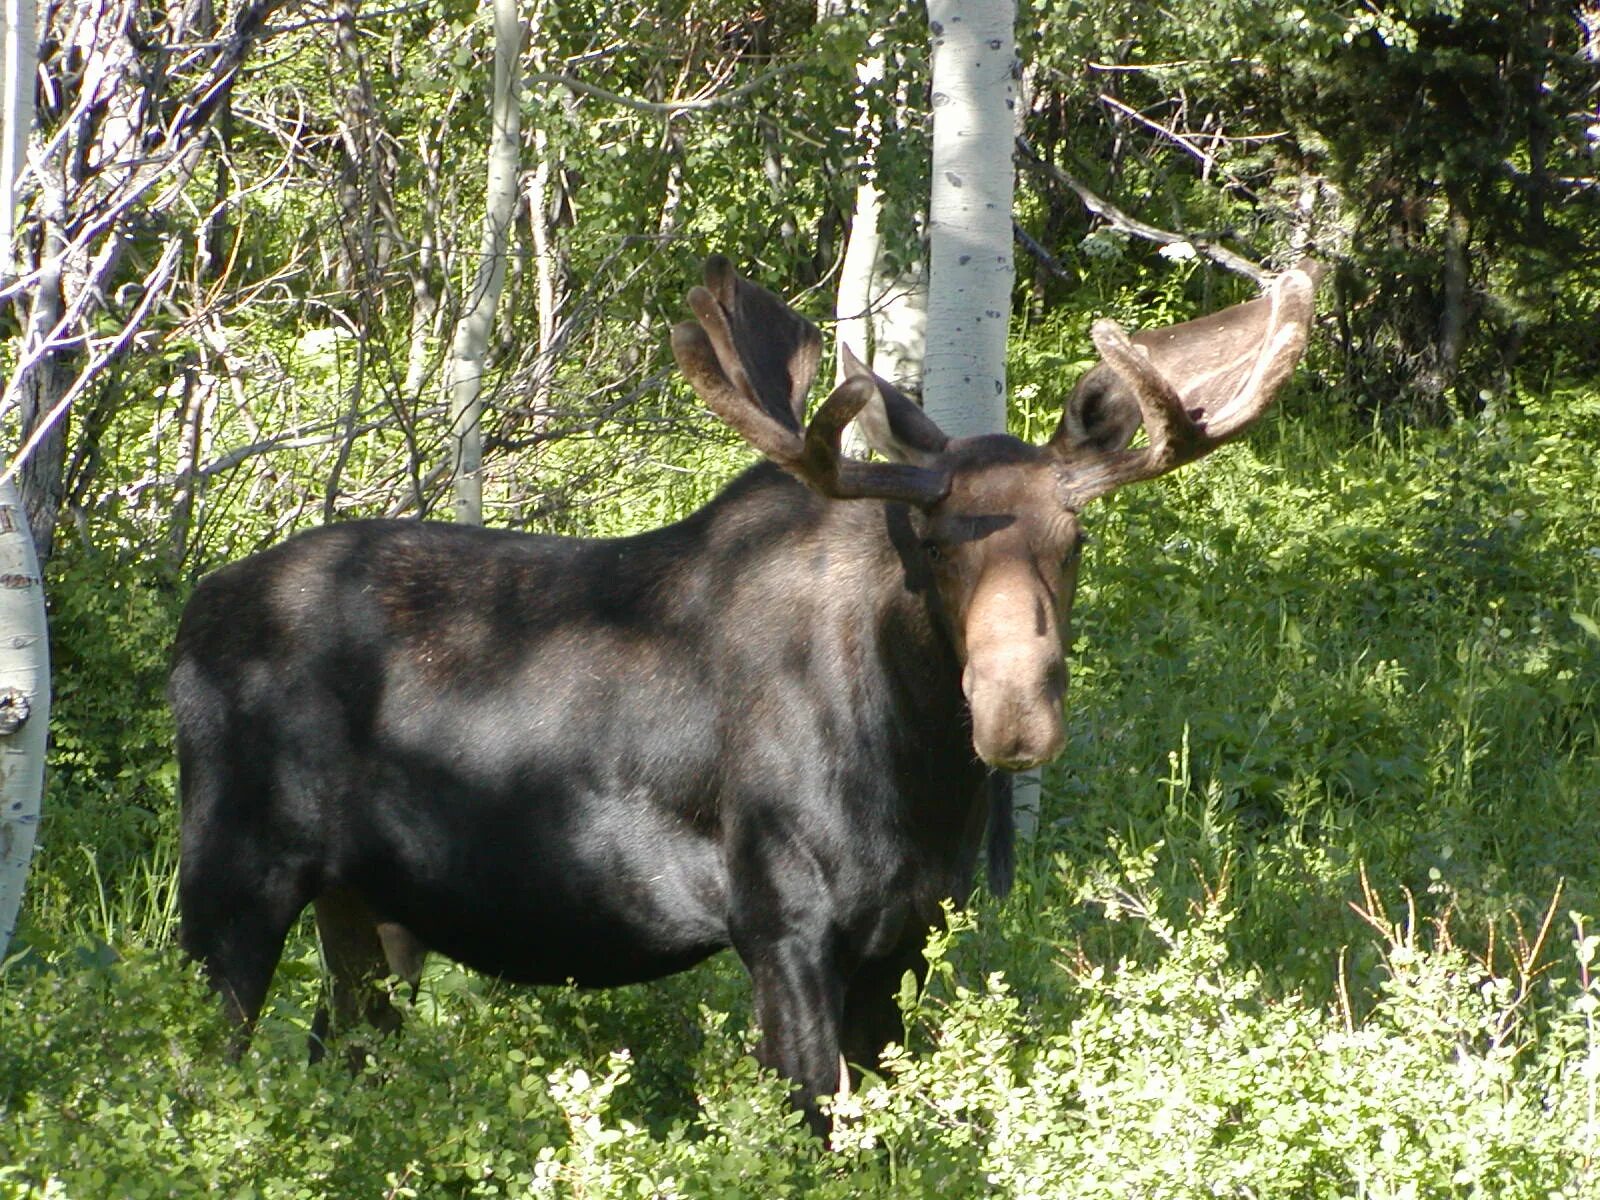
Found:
672,258 -> 950,509
1056,261 -> 1321,505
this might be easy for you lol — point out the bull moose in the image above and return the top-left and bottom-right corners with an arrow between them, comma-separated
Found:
171,255 -> 1318,1130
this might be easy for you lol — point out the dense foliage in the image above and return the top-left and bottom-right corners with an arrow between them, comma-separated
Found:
5,386 -> 1600,1195
3,0 -> 1599,1194
6,0 -> 1595,562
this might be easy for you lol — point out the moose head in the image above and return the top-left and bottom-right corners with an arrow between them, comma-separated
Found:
672,256 -> 1319,772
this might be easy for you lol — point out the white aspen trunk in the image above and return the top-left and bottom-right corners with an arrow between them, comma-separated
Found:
922,0 -> 1014,438
873,64 -> 930,396
835,157 -> 881,384
168,366 -> 214,563
834,25 -> 884,456
0,477 -> 49,960
871,255 -> 927,392
836,173 -> 881,458
923,0 -> 1039,836
0,0 -> 36,280
401,139 -> 442,412
524,121 -> 563,434
830,6 -> 926,403
446,0 -> 523,526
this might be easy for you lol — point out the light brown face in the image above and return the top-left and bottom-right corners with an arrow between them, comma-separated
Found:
919,437 -> 1084,771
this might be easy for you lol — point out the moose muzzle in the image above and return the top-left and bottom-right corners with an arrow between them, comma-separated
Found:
959,568 -> 1069,771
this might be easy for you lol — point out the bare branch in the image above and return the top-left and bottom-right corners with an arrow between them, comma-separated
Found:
1,238 -> 184,489
261,1 -> 425,36
1014,135 -> 1269,285
525,61 -> 801,115
1013,219 -> 1074,281
1085,58 -> 1250,73
1095,93 -> 1279,198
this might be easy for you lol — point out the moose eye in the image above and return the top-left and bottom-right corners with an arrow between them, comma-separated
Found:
921,539 -> 944,563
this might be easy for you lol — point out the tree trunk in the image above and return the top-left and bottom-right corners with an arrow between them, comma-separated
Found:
14,217 -> 70,561
446,0 -> 523,526
168,363 -> 216,565
833,20 -> 884,454
520,79 -> 568,440
0,478 -> 49,961
872,253 -> 928,395
924,0 -> 1037,836
923,0 -> 1014,438
1437,194 -> 1470,409
835,137 -> 881,383
0,0 -> 35,281
5,0 -> 282,559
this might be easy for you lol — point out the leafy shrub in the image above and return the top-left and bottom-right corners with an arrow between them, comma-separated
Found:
5,849 -> 1596,1198
20,538 -> 186,957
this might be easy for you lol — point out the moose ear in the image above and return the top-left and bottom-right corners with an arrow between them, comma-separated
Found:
1050,361 -> 1144,456
670,255 -> 822,435
839,345 -> 949,468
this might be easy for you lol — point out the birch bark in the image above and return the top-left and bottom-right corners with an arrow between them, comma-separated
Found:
834,40 -> 884,384
922,0 -> 1015,438
446,0 -> 524,525
0,478 -> 49,960
0,0 -> 35,280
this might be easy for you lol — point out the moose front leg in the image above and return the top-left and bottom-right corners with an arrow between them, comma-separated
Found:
840,943 -> 924,1079
738,935 -> 847,1135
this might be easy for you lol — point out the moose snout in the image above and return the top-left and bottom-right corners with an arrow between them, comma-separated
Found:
962,655 -> 1067,771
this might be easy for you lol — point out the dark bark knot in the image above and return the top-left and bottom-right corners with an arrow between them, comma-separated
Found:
0,689 -> 32,736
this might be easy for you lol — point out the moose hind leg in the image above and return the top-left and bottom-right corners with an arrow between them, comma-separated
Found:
310,887 -> 426,1062
840,945 -> 924,1081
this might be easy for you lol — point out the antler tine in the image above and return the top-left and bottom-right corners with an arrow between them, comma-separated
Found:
797,377 -> 951,509
673,257 -> 951,510
671,313 -> 800,463
1089,318 -> 1207,475
1199,262 -> 1318,440
685,285 -> 764,422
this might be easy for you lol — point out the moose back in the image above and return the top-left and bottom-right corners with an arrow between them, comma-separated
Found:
171,256 -> 1318,1129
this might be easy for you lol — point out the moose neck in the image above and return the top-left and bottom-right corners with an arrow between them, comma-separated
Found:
669,463 -> 977,781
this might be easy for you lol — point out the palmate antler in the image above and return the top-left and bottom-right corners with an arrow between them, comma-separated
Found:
674,254 -> 1321,514
1053,262 -> 1323,506
671,257 -> 950,509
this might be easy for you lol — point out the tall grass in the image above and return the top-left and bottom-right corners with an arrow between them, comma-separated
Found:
3,384 -> 1597,1196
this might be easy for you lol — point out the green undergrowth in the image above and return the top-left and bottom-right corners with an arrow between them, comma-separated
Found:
4,382 -> 1599,1196
1050,380 -> 1600,995
3,857 -> 1597,1197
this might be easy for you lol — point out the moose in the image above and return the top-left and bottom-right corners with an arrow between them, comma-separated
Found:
171,255 -> 1318,1130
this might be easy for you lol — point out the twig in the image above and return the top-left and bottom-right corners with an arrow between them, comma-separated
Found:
524,61 -> 801,115
1013,135 -> 1269,286
1096,93 -> 1278,198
